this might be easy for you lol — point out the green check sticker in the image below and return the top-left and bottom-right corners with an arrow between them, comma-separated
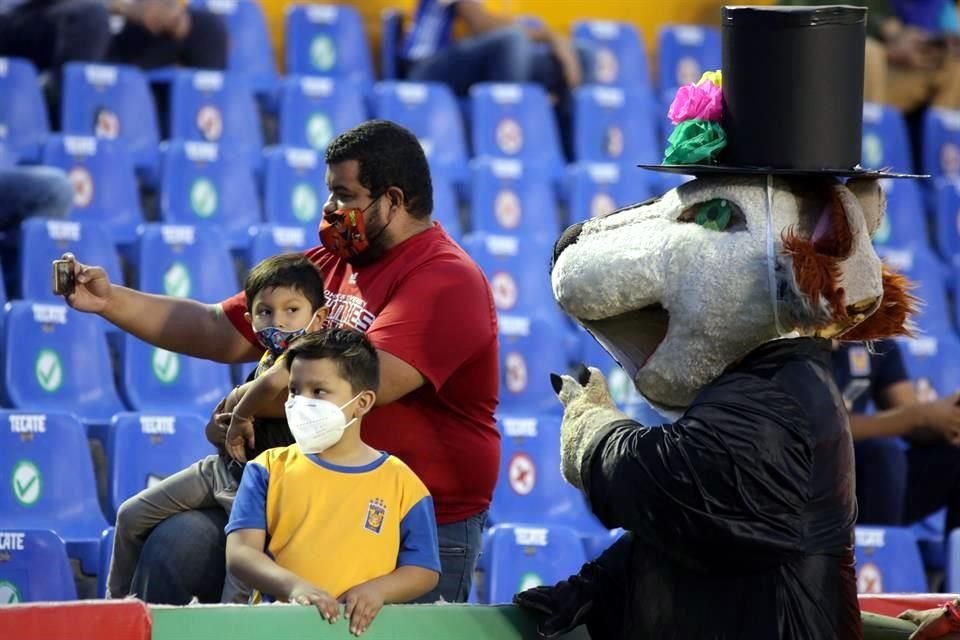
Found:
306,113 -> 333,150
309,34 -> 336,71
35,349 -> 63,393
163,262 -> 192,298
12,460 -> 41,506
291,182 -> 319,222
518,572 -> 542,592
152,348 -> 180,384
0,581 -> 21,604
190,177 -> 218,219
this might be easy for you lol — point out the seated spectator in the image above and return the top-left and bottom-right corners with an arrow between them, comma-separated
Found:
106,253 -> 327,602
831,339 -> 960,546
0,0 -> 111,72
226,329 -> 440,635
399,0 -> 594,160
107,0 -> 227,70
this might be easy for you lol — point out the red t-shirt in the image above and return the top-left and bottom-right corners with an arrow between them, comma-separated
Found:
221,224 -> 501,525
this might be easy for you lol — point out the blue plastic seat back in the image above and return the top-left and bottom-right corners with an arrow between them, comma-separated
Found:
877,248 -> 951,336
463,233 -> 554,316
107,413 -> 213,520
497,313 -> 573,414
0,529 -> 77,602
61,63 -> 160,167
371,81 -> 468,177
572,20 -> 650,91
478,524 -> 587,604
431,172 -> 462,241
469,83 -> 564,172
567,162 -> 652,221
871,177 -> 928,252
284,4 -> 374,87
0,57 -> 49,159
278,76 -> 367,153
136,224 -> 239,303
923,107 -> 960,178
262,146 -> 328,231
862,102 -> 914,174
573,86 -> 660,167
932,178 -> 960,264
41,135 -> 144,243
947,528 -> 960,592
468,158 -> 560,239
120,333 -> 233,417
169,70 -> 263,162
854,526 -> 927,593
159,141 -> 262,246
656,25 -> 721,101
20,218 -> 122,304
0,410 -> 109,572
248,224 -> 313,267
1,302 -> 125,424
189,0 -> 278,91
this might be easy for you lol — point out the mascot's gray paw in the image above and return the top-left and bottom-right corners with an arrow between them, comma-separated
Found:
552,365 -> 629,490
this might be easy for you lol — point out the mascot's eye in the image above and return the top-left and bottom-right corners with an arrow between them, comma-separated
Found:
678,199 -> 745,232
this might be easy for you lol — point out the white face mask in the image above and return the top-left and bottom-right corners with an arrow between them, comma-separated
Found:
285,393 -> 361,454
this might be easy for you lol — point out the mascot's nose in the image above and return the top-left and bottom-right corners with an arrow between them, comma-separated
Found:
553,221 -> 585,266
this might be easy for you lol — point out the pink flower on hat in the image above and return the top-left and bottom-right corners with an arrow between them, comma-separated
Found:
667,77 -> 723,125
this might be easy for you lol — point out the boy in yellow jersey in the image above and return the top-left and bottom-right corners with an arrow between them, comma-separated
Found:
225,329 -> 441,636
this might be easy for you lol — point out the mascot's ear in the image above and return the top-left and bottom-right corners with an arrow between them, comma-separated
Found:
846,178 -> 885,238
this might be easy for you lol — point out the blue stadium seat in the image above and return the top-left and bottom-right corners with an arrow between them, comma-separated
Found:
372,81 -> 469,182
0,140 -> 15,169
474,524 -> 587,604
468,158 -> 560,239
656,25 -> 721,102
0,410 -> 111,573
431,172 -> 462,241
913,508 -> 946,571
862,103 -> 914,174
379,8 -> 403,81
490,413 -> 607,537
871,178 -> 928,253
947,527 -> 960,592
107,413 -> 213,520
1,303 -> 125,426
567,162 -> 651,221
120,333 -> 232,419
278,75 -> 367,152
41,135 -> 144,245
463,233 -> 554,315
0,529 -> 77,602
854,526 -> 927,593
0,57 -> 49,161
189,0 -> 278,96
923,107 -> 960,178
572,20 -> 650,91
284,4 -> 374,87
877,248 -> 952,336
262,146 -> 328,231
469,83 -> 565,173
169,70 -> 263,168
97,527 -> 115,598
19,218 -> 122,304
61,63 -> 160,175
136,224 -> 239,303
248,224 -> 312,267
497,314 -> 572,414
932,178 -> 960,265
159,141 -> 261,248
572,86 -> 660,170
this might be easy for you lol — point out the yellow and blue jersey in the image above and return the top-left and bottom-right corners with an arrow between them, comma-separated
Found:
226,445 -> 440,600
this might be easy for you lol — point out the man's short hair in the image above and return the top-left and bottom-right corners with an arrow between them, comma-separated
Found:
325,120 -> 434,219
285,328 -> 380,394
243,253 -> 326,311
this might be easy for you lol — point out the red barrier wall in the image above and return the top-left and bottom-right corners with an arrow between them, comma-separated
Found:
0,600 -> 151,640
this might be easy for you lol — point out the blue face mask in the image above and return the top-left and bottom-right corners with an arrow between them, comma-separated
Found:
256,326 -> 307,356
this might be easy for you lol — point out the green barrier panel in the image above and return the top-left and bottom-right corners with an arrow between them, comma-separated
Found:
151,604 -> 918,639
151,604 -> 590,640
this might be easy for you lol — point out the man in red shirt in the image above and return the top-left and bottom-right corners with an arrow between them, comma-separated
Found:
61,120 -> 500,604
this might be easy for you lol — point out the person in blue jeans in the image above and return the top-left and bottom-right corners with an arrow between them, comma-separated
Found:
831,339 -> 960,544
400,0 -> 595,161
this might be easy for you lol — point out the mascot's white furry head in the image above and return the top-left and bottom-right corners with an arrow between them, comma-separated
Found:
551,175 -> 914,415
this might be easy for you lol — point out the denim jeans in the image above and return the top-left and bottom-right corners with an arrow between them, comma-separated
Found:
415,510 -> 488,603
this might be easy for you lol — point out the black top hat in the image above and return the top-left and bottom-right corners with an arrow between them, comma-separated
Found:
640,5 -> 924,178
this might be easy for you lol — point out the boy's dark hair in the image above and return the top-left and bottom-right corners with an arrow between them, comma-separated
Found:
325,120 -> 433,220
244,253 -> 326,311
285,328 -> 380,394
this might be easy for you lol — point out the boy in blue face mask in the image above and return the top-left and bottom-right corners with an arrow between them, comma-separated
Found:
226,329 -> 440,635
106,253 -> 327,601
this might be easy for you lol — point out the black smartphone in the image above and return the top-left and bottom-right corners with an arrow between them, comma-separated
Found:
52,259 -> 75,297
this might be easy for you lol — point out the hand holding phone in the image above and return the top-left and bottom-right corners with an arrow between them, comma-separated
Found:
52,259 -> 76,297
